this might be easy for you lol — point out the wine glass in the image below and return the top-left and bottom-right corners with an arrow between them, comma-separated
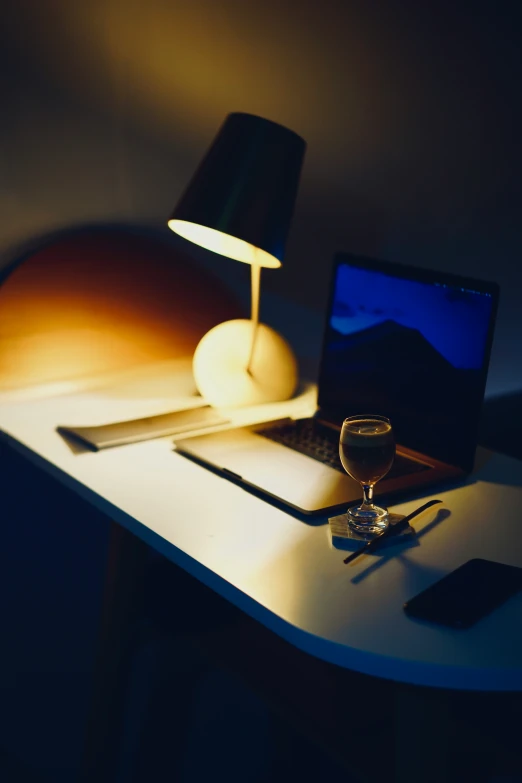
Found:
339,414 -> 396,535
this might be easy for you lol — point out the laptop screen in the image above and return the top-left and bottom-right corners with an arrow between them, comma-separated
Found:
318,254 -> 498,471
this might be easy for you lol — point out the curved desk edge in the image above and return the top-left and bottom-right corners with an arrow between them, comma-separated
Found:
2,428 -> 521,693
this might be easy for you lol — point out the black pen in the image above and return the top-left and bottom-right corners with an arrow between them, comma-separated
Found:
343,499 -> 443,565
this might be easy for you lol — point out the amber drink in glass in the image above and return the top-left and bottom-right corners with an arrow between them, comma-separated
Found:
339,415 -> 395,534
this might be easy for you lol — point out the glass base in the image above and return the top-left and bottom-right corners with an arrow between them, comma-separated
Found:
347,504 -> 389,535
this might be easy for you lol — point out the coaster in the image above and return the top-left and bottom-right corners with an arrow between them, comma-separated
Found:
328,512 -> 416,552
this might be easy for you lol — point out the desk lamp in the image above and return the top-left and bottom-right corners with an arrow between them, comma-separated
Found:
168,112 -> 306,407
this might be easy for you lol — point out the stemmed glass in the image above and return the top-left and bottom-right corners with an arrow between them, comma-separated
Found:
339,414 -> 396,535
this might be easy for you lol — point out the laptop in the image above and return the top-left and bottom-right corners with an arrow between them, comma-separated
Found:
175,253 -> 499,515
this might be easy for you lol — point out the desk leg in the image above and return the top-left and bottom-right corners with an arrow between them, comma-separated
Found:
394,684 -> 452,783
393,685 -> 493,783
80,522 -> 149,783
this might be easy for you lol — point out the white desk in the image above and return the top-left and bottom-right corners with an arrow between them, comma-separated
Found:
2,361 -> 522,693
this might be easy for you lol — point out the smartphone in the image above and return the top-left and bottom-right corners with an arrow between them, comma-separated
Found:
403,558 -> 522,628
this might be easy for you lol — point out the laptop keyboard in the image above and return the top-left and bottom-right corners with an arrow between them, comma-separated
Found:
256,418 -> 431,479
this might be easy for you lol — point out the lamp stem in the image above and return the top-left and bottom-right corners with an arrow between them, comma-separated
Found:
246,263 -> 261,374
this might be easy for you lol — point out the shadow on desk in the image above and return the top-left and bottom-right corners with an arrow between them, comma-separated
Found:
349,507 -> 451,585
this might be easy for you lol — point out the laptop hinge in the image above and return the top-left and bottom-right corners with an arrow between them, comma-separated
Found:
313,410 -> 342,431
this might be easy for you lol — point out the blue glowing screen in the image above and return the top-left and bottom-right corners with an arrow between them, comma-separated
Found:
319,261 -> 495,469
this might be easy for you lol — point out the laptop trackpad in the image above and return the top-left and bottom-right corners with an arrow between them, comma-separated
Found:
176,427 -> 361,513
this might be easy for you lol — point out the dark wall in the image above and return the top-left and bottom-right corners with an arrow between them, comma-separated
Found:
1,0 -> 521,394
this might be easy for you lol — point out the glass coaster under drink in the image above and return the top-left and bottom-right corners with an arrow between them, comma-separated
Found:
328,512 -> 416,552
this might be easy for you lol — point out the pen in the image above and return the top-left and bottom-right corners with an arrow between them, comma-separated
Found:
343,499 -> 443,565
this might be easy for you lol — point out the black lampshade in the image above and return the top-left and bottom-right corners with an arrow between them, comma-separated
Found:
168,113 -> 306,269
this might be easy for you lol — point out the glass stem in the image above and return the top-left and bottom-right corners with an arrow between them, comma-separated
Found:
246,263 -> 261,375
362,484 -> 374,508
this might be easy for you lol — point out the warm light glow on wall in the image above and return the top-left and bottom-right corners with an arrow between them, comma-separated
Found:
168,221 -> 281,269
4,0 -> 374,164
1,324 -> 164,393
0,231 -> 240,393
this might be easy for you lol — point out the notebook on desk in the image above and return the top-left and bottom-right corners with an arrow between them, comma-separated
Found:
175,253 -> 499,515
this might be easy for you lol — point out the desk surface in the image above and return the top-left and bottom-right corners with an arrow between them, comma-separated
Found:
2,362 -> 522,692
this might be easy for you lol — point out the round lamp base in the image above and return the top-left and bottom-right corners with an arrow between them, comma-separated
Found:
193,319 -> 298,408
